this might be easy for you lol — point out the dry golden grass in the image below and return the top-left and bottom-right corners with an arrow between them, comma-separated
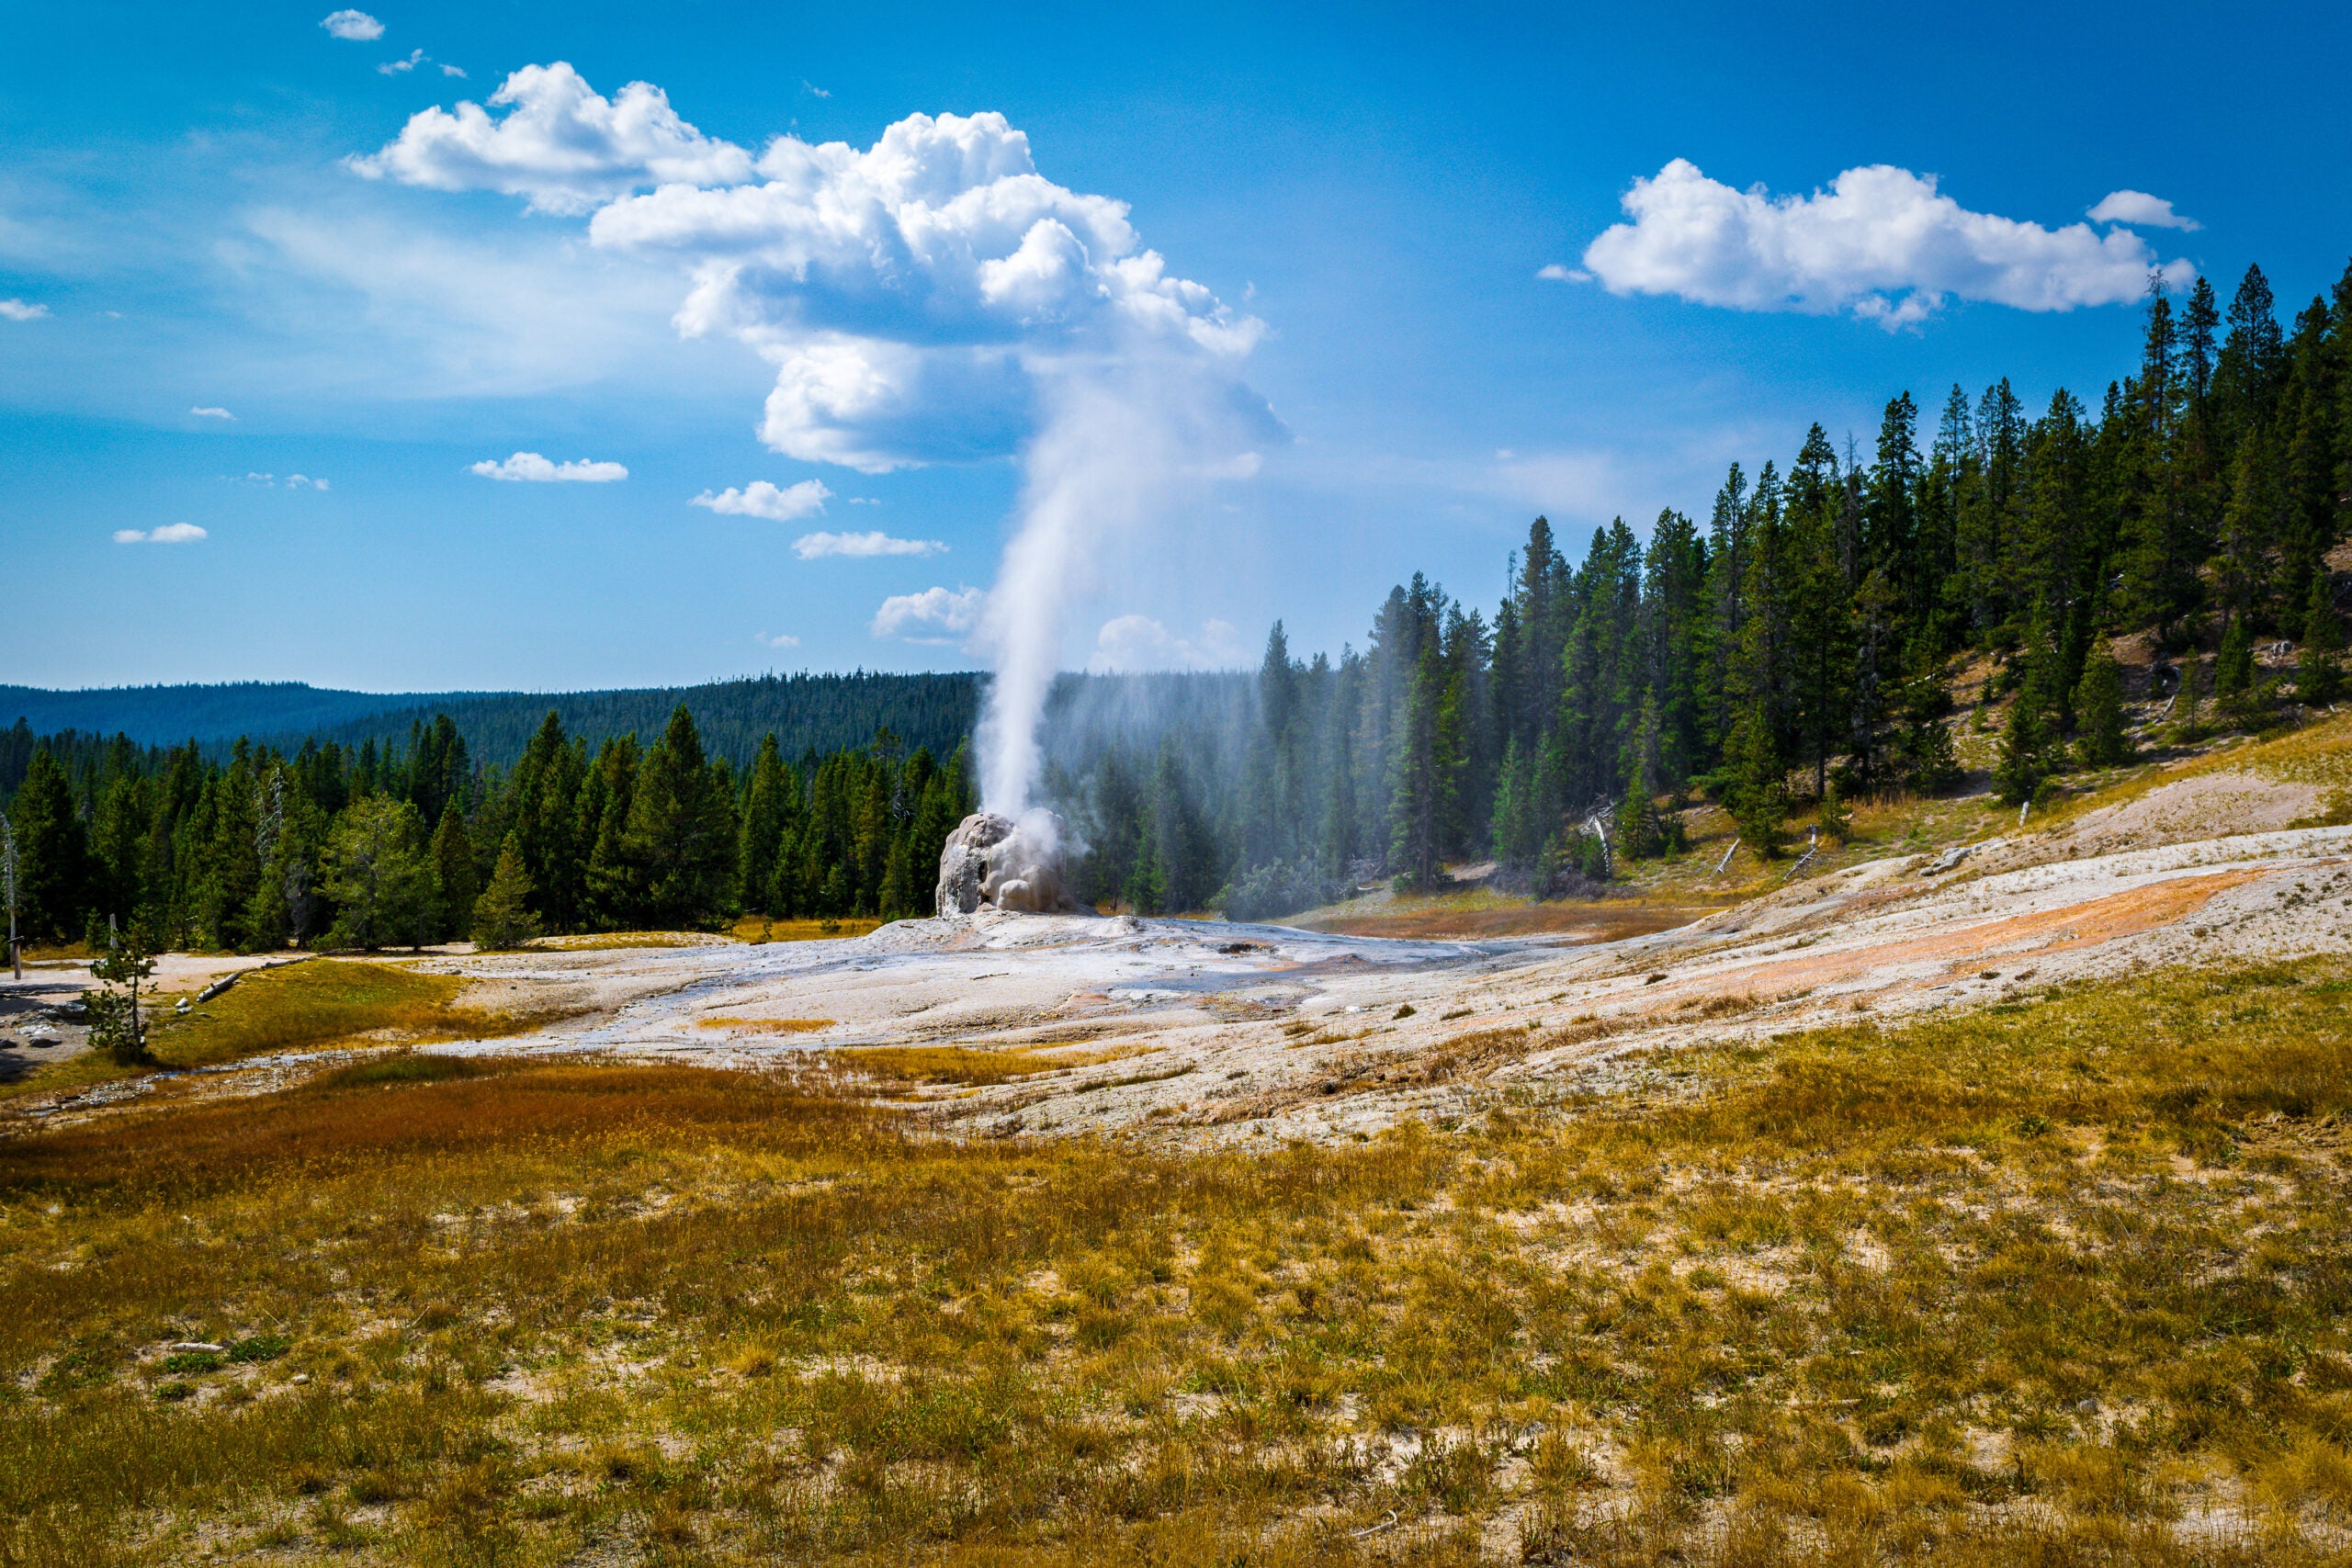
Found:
695,1016 -> 835,1034
821,1043 -> 1108,1085
729,915 -> 890,943
6,958 -> 2352,1563
528,930 -> 743,952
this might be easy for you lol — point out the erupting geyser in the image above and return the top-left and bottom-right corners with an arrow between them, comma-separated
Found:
935,810 -> 1085,917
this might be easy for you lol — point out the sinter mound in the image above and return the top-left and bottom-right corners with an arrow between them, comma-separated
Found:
934,811 -> 1086,916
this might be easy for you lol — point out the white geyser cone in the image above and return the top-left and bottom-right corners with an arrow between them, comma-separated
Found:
935,808 -> 1086,917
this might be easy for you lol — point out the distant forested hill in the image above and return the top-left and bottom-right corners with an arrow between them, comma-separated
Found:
1,673 -> 987,771
274,673 -> 985,770
0,682 -> 484,747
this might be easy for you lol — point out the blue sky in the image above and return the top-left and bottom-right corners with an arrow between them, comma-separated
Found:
4,0 -> 2346,694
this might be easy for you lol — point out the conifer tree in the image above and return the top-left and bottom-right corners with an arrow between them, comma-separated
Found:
2299,570 -> 2344,705
1727,704 -> 1785,858
736,733 -> 790,910
431,806 -> 478,941
472,833 -> 540,951
320,795 -> 432,951
7,750 -> 88,942
2073,639 -> 2131,767
86,929 -> 155,1066
2213,615 -> 2260,723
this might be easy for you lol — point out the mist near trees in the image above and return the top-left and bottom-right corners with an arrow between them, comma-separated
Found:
1052,262 -> 2352,918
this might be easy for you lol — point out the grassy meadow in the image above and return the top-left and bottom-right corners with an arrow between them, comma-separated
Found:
5,958 -> 2352,1563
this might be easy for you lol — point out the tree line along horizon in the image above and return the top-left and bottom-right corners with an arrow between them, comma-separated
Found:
4,260 -> 2348,947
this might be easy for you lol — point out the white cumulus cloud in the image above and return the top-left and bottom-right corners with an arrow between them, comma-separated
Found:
871,585 -> 984,643
379,48 -> 425,75
0,299 -> 49,321
358,72 -> 1270,472
1084,615 -> 1246,673
2088,189 -> 2200,231
1580,159 -> 2196,329
190,405 -> 234,419
320,9 -> 383,40
689,478 -> 831,521
792,529 -> 944,559
582,105 -> 1269,470
755,631 -> 801,649
1534,263 -> 1587,283
115,523 -> 209,544
469,450 -> 628,482
350,62 -> 755,215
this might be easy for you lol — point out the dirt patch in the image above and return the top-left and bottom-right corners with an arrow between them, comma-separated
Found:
2055,773 -> 2326,857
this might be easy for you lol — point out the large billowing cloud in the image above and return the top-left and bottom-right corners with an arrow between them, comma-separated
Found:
350,62 -> 754,215
362,68 -> 1273,814
359,73 -> 1268,471
1579,159 -> 2196,328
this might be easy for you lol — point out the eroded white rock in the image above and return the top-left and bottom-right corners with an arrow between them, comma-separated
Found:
935,810 -> 1087,917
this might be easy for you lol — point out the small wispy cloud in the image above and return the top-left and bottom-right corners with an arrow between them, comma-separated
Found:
237,472 -> 330,490
1535,263 -> 1589,283
440,63 -> 466,77
794,529 -> 944,559
690,479 -> 831,521
379,48 -> 426,75
803,80 -> 831,98
2087,189 -> 2201,231
871,585 -> 984,643
846,496 -> 881,506
470,451 -> 628,482
0,299 -> 49,321
320,8 -> 383,40
115,523 -> 209,545
755,631 -> 801,649
190,406 -> 235,420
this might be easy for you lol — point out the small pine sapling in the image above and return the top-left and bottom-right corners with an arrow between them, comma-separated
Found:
472,834 -> 541,952
1816,780 -> 1852,843
86,929 -> 156,1066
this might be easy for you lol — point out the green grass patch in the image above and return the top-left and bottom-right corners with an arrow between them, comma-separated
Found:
144,959 -> 554,1069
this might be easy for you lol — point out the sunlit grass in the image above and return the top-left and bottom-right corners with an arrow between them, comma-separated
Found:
824,1043 -> 1126,1085
528,930 -> 742,952
696,1016 -> 834,1033
729,914 -> 891,942
5,959 -> 2351,1562
140,958 -> 560,1069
